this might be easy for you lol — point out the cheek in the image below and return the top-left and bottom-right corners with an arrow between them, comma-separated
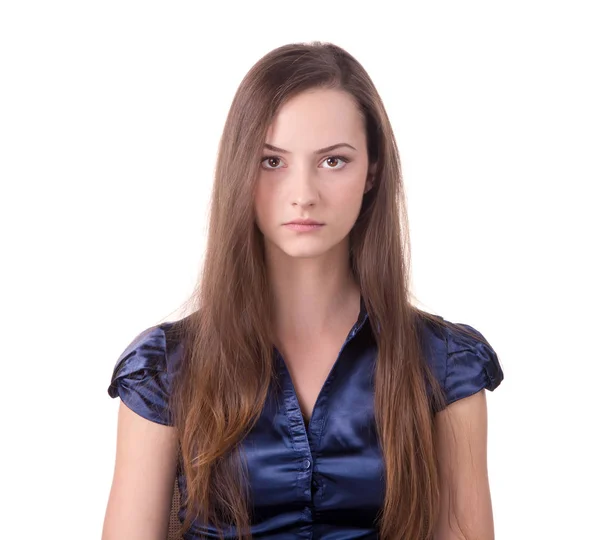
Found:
254,184 -> 273,229
333,181 -> 366,215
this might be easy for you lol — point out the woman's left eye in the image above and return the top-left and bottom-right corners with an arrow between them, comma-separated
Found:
321,156 -> 349,169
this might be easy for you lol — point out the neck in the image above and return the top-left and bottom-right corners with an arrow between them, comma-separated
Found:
264,239 -> 361,343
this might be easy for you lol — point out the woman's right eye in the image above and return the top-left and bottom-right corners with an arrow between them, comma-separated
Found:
260,156 -> 283,170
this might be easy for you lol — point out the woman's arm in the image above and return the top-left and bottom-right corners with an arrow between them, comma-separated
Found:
102,401 -> 179,540
433,389 -> 495,540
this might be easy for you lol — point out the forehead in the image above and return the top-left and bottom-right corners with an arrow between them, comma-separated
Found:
265,88 -> 364,150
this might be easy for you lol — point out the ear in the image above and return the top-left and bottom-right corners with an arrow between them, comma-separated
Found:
364,162 -> 377,193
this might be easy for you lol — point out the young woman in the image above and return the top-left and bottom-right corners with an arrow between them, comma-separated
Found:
102,41 -> 504,540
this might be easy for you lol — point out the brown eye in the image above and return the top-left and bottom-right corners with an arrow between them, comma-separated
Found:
261,157 -> 283,170
322,156 -> 349,170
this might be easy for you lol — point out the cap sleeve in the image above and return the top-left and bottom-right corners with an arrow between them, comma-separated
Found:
107,325 -> 173,426
443,322 -> 504,407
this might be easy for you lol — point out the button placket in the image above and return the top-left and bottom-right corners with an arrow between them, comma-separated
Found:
275,299 -> 370,506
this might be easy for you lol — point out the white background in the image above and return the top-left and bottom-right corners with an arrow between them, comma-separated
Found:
1,1 -> 598,538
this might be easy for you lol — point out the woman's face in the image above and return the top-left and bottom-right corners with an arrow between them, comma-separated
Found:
254,88 -> 375,260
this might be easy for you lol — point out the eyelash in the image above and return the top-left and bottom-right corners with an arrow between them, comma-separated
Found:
260,155 -> 351,171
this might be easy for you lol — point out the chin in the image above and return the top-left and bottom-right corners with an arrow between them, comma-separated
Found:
276,245 -> 326,259
263,231 -> 349,260
266,238 -> 332,259
284,250 -> 328,259
283,237 -> 350,259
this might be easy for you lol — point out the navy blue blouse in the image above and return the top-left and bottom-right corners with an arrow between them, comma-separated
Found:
108,302 -> 503,539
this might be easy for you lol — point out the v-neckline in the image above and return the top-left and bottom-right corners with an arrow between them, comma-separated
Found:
274,296 -> 369,434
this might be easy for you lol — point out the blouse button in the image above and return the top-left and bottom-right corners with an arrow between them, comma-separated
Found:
303,459 -> 311,469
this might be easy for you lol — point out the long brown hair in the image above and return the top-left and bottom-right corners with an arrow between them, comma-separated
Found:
169,41 -> 480,540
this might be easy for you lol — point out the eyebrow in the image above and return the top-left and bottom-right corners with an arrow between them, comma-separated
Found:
263,142 -> 357,155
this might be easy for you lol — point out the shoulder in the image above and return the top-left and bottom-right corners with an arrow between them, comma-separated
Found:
107,315 -> 191,426
416,312 -> 504,411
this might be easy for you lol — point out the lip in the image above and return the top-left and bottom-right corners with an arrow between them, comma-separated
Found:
283,219 -> 325,232
284,219 -> 324,226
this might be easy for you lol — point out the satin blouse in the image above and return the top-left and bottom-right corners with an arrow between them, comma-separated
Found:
107,301 -> 504,539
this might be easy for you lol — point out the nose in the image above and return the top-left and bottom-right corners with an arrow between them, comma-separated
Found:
291,168 -> 318,209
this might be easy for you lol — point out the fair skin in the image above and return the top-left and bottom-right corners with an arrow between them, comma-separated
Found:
103,87 -> 494,539
102,401 -> 178,540
254,88 -> 375,423
434,390 -> 495,539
